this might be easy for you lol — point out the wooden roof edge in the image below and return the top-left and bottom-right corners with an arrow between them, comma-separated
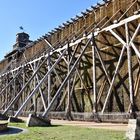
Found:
33,0 -> 112,44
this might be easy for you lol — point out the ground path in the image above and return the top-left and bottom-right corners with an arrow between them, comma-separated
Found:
20,117 -> 128,131
51,119 -> 128,131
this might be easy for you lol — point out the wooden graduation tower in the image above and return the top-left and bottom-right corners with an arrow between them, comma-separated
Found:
0,0 -> 140,122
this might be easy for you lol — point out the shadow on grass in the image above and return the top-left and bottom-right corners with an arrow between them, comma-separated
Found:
32,125 -> 62,128
0,127 -> 24,136
50,125 -> 62,127
29,125 -> 62,128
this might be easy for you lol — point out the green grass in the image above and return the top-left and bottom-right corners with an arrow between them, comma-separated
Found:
0,123 -> 126,140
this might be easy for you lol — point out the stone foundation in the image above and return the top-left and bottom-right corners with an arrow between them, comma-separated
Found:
0,121 -> 8,131
0,113 -> 8,120
26,114 -> 51,127
8,117 -> 24,123
126,118 -> 140,140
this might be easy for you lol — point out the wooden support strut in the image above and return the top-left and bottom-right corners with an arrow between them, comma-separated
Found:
42,36 -> 92,117
125,23 -> 135,114
23,53 -> 48,111
101,45 -> 126,113
94,38 -> 124,112
66,42 -> 71,118
47,51 -> 51,106
2,46 -> 65,115
91,37 -> 97,113
33,62 -> 37,113
0,68 -> 23,96
53,73 -> 76,111
14,47 -> 68,117
98,18 -> 140,113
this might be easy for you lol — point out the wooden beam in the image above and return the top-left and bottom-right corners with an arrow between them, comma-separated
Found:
101,45 -> 126,113
91,38 -> 97,113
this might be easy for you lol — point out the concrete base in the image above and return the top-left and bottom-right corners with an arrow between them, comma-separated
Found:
126,118 -> 140,140
26,114 -> 51,127
0,121 -> 8,131
135,117 -> 140,140
126,119 -> 136,140
0,114 -> 9,120
8,117 -> 24,123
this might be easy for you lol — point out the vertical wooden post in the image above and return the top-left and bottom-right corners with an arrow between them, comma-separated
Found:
12,72 -> 16,100
66,42 -> 71,119
125,23 -> 135,115
22,68 -> 25,112
42,37 -> 92,117
5,74 -> 8,110
33,62 -> 37,114
92,36 -> 97,113
12,71 -> 16,115
47,51 -> 51,106
127,46 -> 134,113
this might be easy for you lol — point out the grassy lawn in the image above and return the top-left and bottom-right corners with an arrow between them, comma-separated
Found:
0,123 -> 126,140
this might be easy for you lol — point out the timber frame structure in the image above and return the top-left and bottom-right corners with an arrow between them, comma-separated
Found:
0,0 -> 140,122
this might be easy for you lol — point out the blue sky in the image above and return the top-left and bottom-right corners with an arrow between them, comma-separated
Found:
0,0 -> 98,60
